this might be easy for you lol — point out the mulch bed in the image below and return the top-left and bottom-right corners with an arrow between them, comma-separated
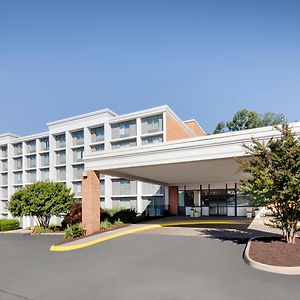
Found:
55,223 -> 130,246
249,237 -> 300,267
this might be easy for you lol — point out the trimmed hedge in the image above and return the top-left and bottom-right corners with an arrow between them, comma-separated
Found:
0,219 -> 20,231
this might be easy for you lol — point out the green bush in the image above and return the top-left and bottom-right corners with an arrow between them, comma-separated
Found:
64,223 -> 85,239
32,226 -> 49,234
0,219 -> 20,231
49,224 -> 63,232
100,219 -> 112,230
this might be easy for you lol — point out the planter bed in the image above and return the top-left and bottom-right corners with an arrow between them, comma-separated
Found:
249,237 -> 300,267
55,223 -> 129,246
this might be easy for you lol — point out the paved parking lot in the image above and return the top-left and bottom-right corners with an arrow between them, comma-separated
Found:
0,226 -> 299,300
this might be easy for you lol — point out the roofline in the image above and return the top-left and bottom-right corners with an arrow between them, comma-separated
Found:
109,105 -> 196,136
47,108 -> 117,127
0,133 -> 20,139
11,131 -> 50,143
184,119 -> 206,135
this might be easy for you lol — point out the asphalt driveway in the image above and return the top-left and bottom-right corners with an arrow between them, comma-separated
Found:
0,228 -> 299,300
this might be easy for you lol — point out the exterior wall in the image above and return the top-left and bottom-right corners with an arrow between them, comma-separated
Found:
184,120 -> 206,136
166,112 -> 194,141
0,105 -> 199,224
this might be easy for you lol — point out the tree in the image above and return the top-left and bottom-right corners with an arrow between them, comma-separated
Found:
214,109 -> 286,134
238,124 -> 300,243
8,182 -> 75,228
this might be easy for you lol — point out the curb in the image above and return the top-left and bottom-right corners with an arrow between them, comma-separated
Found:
50,221 -> 243,252
243,237 -> 300,275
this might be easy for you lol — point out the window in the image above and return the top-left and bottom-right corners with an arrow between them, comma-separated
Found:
142,135 -> 163,145
1,174 -> 8,185
111,139 -> 136,150
142,115 -> 163,134
14,172 -> 23,184
1,200 -> 8,211
1,160 -> 8,172
73,148 -> 84,162
91,144 -> 104,152
40,138 -> 49,151
27,170 -> 36,183
112,179 -> 136,195
73,165 -> 84,180
111,120 -> 137,139
73,131 -> 84,146
1,187 -> 8,198
119,123 -> 130,136
144,196 -> 164,216
55,134 -> 66,148
73,182 -> 82,196
56,167 -> 66,181
56,150 -> 66,165
40,153 -> 49,166
14,158 -> 23,170
91,127 -> 104,143
27,156 -> 36,168
142,183 -> 164,195
1,146 -> 8,158
100,179 -> 105,196
27,140 -> 36,153
112,198 -> 137,210
41,169 -> 50,182
14,143 -> 22,156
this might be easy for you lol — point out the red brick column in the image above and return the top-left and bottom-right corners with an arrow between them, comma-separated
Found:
169,186 -> 179,215
82,170 -> 100,235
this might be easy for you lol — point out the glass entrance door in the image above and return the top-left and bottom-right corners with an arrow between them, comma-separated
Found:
209,198 -> 227,216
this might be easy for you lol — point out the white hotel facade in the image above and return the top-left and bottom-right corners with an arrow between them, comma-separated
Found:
0,106 -> 204,225
1,105 -> 298,230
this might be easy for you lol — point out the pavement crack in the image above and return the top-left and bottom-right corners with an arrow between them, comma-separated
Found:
0,288 -> 35,300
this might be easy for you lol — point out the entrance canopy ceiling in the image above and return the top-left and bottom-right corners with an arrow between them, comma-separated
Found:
84,123 -> 300,186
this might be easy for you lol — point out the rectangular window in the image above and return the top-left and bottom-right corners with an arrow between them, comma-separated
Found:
56,167 -> 66,181
1,160 -> 8,172
41,169 -> 50,182
14,143 -> 23,156
27,156 -> 36,168
27,170 -> 36,183
1,187 -> 8,198
112,179 -> 136,195
112,198 -> 137,210
1,146 -> 8,158
1,174 -> 8,185
14,158 -> 23,170
91,144 -> 104,152
27,140 -> 36,153
40,138 -> 49,151
73,165 -> 84,180
91,127 -> 104,143
40,153 -> 49,166
100,179 -> 105,196
73,148 -> 84,162
56,150 -> 66,165
73,131 -> 84,146
55,134 -> 66,148
111,120 -> 137,140
142,115 -> 163,134
73,182 -> 82,196
111,139 -> 137,150
14,172 -> 23,184
141,135 -> 163,145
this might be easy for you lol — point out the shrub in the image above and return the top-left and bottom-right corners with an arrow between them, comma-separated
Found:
100,219 -> 112,230
113,219 -> 124,227
0,219 -> 20,231
49,224 -> 63,232
64,223 -> 85,239
32,226 -> 49,234
113,208 -> 139,223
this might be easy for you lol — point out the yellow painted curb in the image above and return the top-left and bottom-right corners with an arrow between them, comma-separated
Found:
50,221 -> 245,252
50,224 -> 161,252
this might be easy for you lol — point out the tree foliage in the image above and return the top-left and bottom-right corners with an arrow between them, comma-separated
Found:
238,124 -> 300,243
8,182 -> 75,228
214,109 -> 286,134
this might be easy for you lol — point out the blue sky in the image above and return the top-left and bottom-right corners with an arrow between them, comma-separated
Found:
0,0 -> 299,135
